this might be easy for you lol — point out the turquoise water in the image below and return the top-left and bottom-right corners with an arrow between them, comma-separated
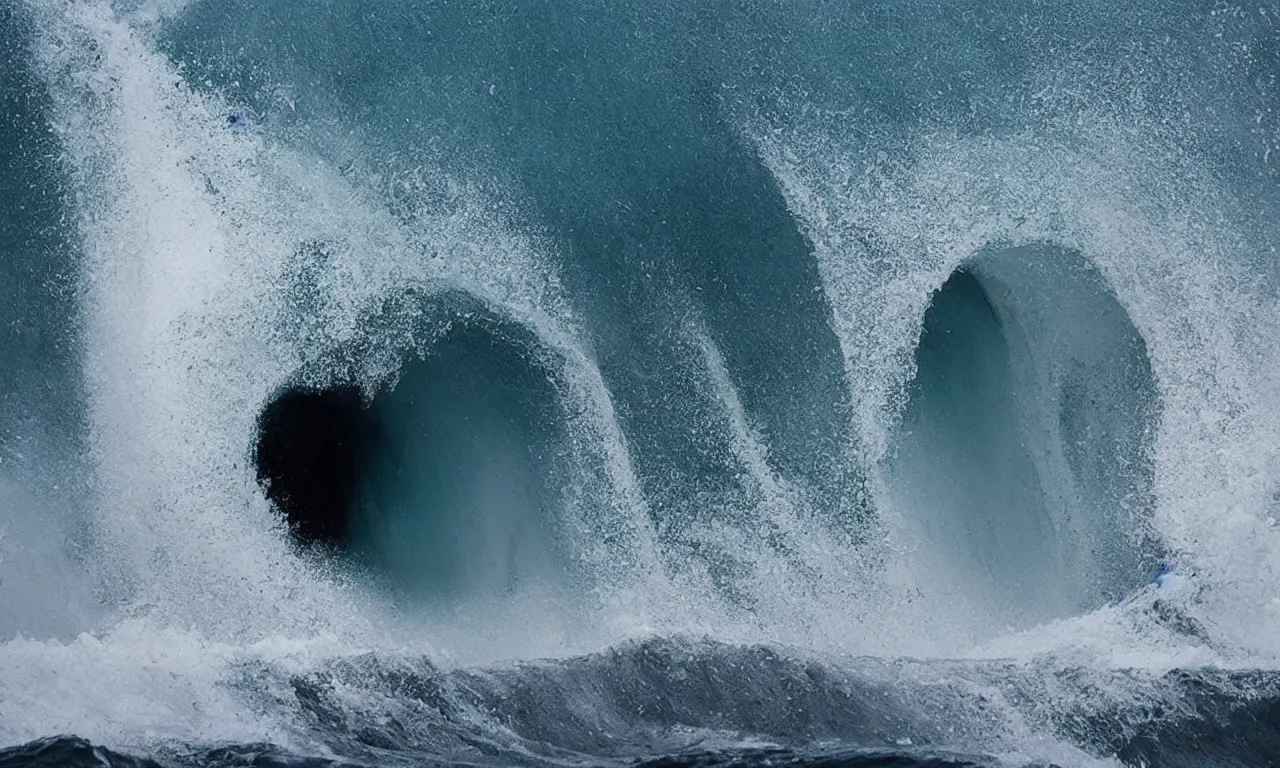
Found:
2,1 -> 1280,765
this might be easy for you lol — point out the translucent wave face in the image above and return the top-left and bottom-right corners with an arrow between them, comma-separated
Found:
351,321 -> 571,602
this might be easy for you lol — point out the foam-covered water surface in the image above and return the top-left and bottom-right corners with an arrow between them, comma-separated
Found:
3,0 -> 1280,765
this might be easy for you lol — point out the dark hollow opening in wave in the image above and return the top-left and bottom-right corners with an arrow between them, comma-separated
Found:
255,385 -> 374,548
255,299 -> 573,601
886,244 -> 1161,627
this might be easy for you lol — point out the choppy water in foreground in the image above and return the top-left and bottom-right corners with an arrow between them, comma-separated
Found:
5,635 -> 1280,768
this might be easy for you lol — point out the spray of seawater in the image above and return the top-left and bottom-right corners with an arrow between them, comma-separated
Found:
5,0 -> 1280,765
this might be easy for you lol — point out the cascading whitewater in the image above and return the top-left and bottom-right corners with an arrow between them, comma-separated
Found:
2,1 -> 1280,766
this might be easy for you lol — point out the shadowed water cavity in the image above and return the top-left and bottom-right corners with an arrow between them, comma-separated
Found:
255,311 -> 571,603
886,245 -> 1160,628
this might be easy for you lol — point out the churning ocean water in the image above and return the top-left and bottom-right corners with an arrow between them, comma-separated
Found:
3,0 -> 1280,765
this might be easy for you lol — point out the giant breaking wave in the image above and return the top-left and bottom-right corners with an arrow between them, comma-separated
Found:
2,1 -> 1280,766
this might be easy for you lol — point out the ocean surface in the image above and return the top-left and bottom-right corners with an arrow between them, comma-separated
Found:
3,1 -> 1280,765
